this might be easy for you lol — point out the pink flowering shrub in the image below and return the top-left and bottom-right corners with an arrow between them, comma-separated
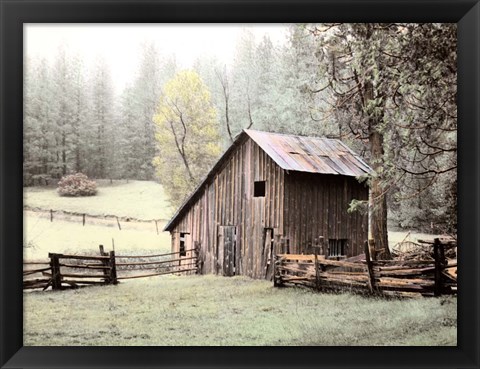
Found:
57,173 -> 97,197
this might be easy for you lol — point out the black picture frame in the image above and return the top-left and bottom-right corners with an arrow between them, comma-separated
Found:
1,1 -> 479,368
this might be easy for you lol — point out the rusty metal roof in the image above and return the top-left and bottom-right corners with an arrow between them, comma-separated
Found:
164,130 -> 371,231
244,129 -> 372,176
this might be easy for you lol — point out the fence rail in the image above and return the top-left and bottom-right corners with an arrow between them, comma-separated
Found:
274,238 -> 457,298
23,245 -> 199,291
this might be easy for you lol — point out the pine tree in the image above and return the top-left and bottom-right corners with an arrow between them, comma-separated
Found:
302,23 -> 457,248
24,58 -> 57,185
88,57 -> 116,179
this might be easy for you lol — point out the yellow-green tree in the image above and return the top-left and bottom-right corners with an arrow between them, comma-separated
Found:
153,70 -> 222,207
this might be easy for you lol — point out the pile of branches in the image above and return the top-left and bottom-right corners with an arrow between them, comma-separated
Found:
391,237 -> 457,261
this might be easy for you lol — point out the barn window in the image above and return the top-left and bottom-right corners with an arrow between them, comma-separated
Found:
254,181 -> 266,197
328,239 -> 347,257
179,233 -> 187,256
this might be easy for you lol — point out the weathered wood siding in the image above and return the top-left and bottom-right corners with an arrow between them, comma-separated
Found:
170,137 -> 284,279
283,172 -> 368,257
170,137 -> 368,278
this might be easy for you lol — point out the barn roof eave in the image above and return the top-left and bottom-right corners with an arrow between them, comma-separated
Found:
163,131 -> 250,232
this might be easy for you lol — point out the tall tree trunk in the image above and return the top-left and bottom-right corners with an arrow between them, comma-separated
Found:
62,132 -> 67,175
369,129 -> 391,259
364,75 -> 391,259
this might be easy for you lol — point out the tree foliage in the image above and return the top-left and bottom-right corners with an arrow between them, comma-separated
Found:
153,70 -> 221,207
304,23 -> 457,239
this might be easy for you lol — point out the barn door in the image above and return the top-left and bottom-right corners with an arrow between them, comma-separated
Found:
219,226 -> 237,276
263,228 -> 274,280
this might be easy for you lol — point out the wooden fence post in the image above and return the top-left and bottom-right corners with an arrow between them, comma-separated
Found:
49,253 -> 62,290
194,242 -> 200,274
433,238 -> 444,296
368,239 -> 377,261
99,245 -> 110,284
314,247 -> 320,291
273,255 -> 278,287
273,255 -> 283,287
364,241 -> 376,293
109,250 -> 118,285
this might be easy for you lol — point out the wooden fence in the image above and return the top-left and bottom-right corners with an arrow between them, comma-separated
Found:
23,245 -> 199,291
274,238 -> 457,298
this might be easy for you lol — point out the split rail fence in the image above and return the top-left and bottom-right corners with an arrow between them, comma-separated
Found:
23,245 -> 199,291
274,238 -> 457,298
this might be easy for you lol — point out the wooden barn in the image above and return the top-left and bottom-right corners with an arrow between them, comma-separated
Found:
164,129 -> 372,279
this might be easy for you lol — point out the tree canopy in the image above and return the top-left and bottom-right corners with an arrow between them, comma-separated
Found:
153,70 -> 222,207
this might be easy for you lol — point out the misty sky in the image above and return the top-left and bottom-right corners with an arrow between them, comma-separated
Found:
25,24 -> 289,92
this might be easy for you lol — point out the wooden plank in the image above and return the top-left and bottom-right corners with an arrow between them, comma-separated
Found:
23,267 -> 51,275
60,264 -> 110,270
55,273 -> 107,279
375,263 -> 434,271
98,245 -> 110,283
117,268 -> 197,280
376,283 -> 433,292
376,267 -> 436,277
50,254 -> 62,290
380,290 -> 424,298
23,261 -> 50,265
23,278 -> 51,284
433,238 -> 443,296
377,277 -> 435,286
24,284 -> 51,290
364,240 -> 376,293
278,165 -> 283,232
116,255 -> 197,266
50,253 -> 110,261
109,250 -> 118,284
372,259 -> 436,266
60,280 -> 107,285
277,254 -> 366,270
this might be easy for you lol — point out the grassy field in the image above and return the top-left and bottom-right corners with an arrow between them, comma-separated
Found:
24,180 -> 174,220
24,211 -> 171,260
23,275 -> 457,346
23,180 -> 173,260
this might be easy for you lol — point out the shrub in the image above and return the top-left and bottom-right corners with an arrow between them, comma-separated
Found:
57,173 -> 97,197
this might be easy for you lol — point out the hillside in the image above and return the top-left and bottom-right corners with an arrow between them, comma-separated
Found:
23,180 -> 174,221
